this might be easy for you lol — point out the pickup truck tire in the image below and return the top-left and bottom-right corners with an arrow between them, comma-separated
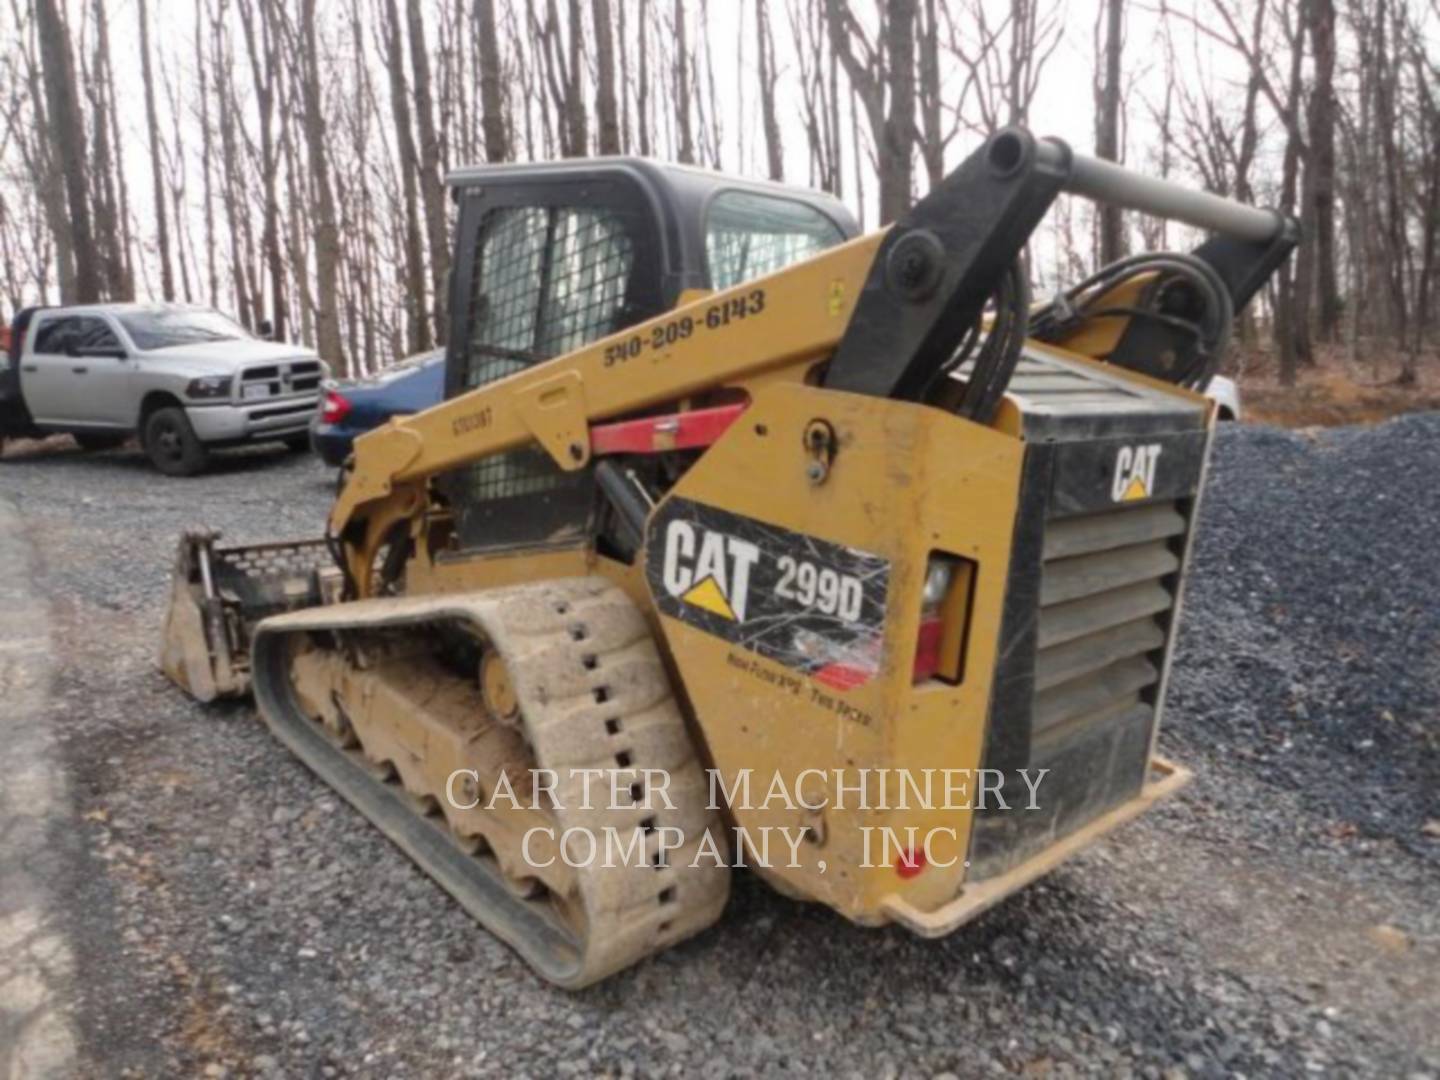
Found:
143,407 -> 210,477
73,433 -> 128,452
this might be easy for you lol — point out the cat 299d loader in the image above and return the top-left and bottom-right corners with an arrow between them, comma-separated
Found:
161,128 -> 1296,988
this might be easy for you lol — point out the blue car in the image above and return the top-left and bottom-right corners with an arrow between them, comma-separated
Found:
310,349 -> 445,467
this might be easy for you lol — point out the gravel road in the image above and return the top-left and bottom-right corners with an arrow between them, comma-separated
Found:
0,421 -> 1436,1079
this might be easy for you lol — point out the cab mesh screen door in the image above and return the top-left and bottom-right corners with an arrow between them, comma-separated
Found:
447,204 -> 637,548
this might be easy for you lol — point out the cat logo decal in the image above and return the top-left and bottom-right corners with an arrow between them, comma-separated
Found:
1112,443 -> 1163,502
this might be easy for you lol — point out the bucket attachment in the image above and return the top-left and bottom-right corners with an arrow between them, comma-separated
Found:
159,529 -> 340,701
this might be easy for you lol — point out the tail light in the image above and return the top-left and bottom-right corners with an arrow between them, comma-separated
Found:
321,389 -> 352,425
913,554 -> 973,684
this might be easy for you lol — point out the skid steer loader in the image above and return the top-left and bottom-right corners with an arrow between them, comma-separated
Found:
161,129 -> 1296,988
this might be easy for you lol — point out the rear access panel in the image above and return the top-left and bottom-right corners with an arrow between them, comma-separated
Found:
966,349 -> 1211,879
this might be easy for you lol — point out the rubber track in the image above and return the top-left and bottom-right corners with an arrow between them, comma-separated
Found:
250,578 -> 730,988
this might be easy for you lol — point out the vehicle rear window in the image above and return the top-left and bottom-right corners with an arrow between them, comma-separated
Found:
118,309 -> 249,351
705,191 -> 845,290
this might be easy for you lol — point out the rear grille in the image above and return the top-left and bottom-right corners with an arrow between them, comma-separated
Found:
968,493 -> 1194,880
964,349 -> 1209,882
1032,501 -> 1183,743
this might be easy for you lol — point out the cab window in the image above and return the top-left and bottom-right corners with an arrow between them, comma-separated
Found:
458,204 -> 636,392
32,316 -> 120,354
705,191 -> 845,290
446,199 -> 645,553
33,317 -> 80,354
74,318 -> 122,352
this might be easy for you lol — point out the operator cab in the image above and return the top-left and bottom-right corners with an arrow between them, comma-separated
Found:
438,159 -> 860,553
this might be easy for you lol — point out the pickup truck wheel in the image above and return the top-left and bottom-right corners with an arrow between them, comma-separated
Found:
282,433 -> 310,453
73,433 -> 127,452
144,407 -> 210,476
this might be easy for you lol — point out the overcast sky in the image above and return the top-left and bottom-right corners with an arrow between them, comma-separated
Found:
41,0 -> 1298,303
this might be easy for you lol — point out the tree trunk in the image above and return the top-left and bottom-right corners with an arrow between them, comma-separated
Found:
637,0 -> 652,156
917,0 -> 945,190
36,0 -> 101,303
299,0 -> 347,372
1095,0 -> 1125,264
475,0 -> 509,160
566,0 -> 588,154
212,13 -> 252,325
674,0 -> 694,163
1275,12 -> 1306,388
592,0 -> 621,154
383,0 -> 432,353
196,0 -> 218,308
1375,0 -> 1410,380
1306,0 -> 1340,341
407,0 -> 449,343
137,0 -> 175,301
755,0 -> 783,181
879,0 -> 917,223
617,0 -> 631,152
237,0 -> 286,337
102,0 -> 134,290
87,0 -> 129,298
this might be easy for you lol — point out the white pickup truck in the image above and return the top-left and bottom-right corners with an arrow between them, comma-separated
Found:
0,303 -> 326,475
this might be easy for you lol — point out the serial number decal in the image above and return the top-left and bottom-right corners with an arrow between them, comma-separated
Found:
603,288 -> 767,367
645,497 -> 890,691
452,407 -> 493,436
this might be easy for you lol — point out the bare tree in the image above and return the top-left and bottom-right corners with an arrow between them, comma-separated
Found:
1095,0 -> 1126,263
916,0 -> 967,189
788,0 -> 842,193
407,0 -> 449,341
86,0 -> 129,298
1305,0 -> 1340,340
636,0 -> 652,156
293,0 -> 346,370
592,0 -> 621,154
236,0 -> 285,333
827,0 -> 917,223
194,0 -> 218,307
533,0 -> 588,156
137,0 -> 175,301
36,0 -> 100,302
756,0 -> 784,181
475,0 -> 510,160
673,0 -> 695,163
381,0 -> 432,352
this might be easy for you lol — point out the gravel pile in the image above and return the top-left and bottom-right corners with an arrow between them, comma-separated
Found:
1,428 -> 1436,1078
1165,416 -> 1440,862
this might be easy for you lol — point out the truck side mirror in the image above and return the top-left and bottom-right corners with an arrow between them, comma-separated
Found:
257,319 -> 275,341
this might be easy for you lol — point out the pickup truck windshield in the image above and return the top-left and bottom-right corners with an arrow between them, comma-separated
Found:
118,309 -> 250,351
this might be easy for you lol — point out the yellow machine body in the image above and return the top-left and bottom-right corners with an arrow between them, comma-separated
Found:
161,131 -> 1293,986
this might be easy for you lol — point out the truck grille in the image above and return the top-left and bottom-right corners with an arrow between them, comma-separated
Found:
239,360 -> 324,400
